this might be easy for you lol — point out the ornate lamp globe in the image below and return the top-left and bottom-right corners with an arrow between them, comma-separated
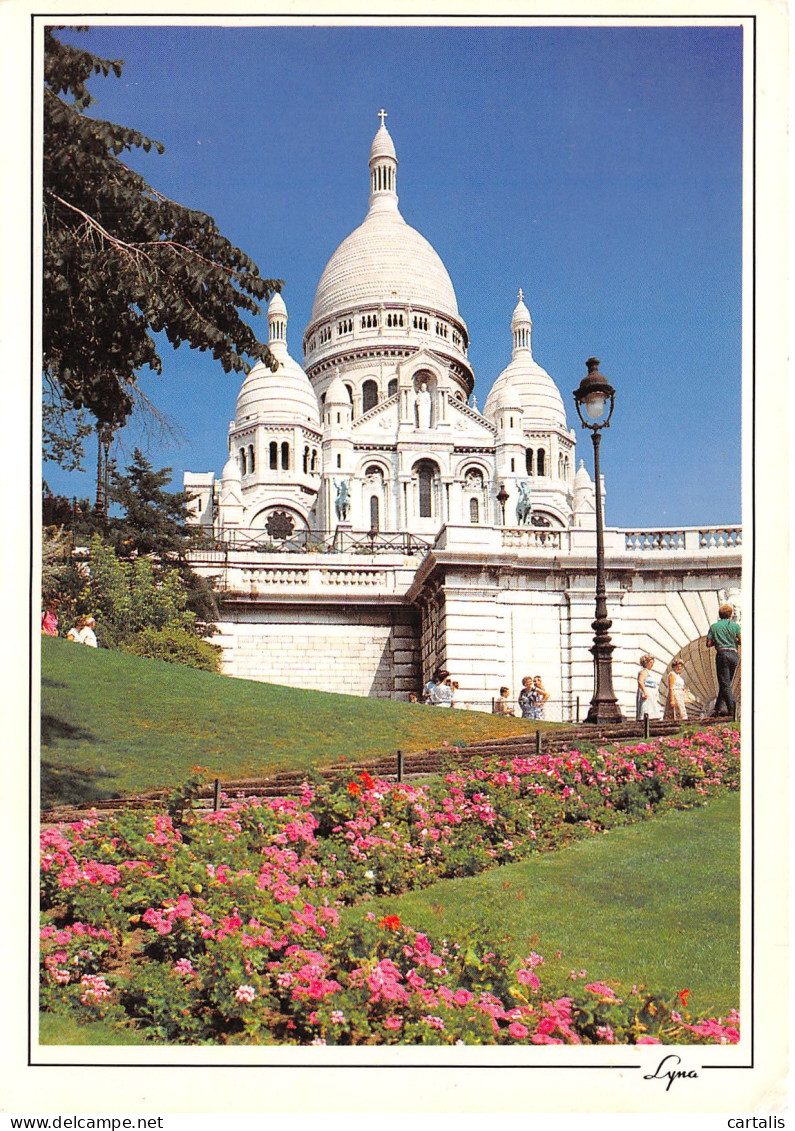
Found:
573,358 -> 616,428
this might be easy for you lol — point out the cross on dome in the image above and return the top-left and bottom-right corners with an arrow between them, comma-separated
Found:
378,108 -> 388,127
518,288 -> 523,302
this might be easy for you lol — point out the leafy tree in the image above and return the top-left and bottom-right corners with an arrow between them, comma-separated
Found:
83,536 -> 220,671
43,27 -> 281,434
43,396 -> 94,471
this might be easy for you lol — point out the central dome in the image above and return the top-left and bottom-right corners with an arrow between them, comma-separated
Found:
310,213 -> 460,324
309,119 -> 461,326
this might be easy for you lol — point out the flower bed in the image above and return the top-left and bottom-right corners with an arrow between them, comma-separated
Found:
40,729 -> 740,1045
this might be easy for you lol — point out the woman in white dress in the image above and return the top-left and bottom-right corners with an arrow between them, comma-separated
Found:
636,654 -> 661,720
665,661 -> 687,721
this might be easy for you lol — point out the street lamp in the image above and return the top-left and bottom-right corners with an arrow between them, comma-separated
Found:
573,358 -> 622,723
496,482 -> 509,526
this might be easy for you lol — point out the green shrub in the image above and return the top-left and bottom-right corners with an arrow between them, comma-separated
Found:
121,627 -> 221,672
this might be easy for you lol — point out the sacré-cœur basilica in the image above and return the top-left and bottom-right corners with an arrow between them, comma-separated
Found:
183,114 -> 741,718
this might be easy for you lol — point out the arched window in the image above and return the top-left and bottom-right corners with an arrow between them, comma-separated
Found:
303,446 -> 309,474
344,384 -> 354,404
369,496 -> 380,531
248,445 -> 255,473
525,449 -> 534,475
362,380 -> 378,413
415,460 -> 437,519
281,441 -> 290,470
469,497 -> 480,524
387,378 -> 398,397
536,449 -> 546,476
311,449 -> 318,473
269,441 -> 278,470
239,448 -> 247,476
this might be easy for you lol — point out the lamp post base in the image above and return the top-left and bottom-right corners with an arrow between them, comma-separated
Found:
584,638 -> 623,724
584,700 -> 624,725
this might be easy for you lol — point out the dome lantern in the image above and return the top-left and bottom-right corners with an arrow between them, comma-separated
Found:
511,288 -> 533,355
268,291 -> 288,351
368,109 -> 399,215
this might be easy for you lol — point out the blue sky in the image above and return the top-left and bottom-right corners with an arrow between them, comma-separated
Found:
44,21 -> 744,528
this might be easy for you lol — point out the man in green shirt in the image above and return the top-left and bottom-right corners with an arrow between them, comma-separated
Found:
706,604 -> 741,717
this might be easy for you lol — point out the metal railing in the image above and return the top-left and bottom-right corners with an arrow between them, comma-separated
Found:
188,527 -> 432,556
426,697 -> 581,723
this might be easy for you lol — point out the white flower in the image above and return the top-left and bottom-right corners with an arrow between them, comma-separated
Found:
365,870 -> 375,880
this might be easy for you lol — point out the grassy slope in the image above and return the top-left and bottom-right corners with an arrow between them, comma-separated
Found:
41,637 -> 543,805
351,792 -> 740,1016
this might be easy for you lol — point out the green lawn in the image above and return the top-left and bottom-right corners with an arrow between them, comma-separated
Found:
351,792 -> 741,1016
41,637 -> 547,806
38,1013 -> 152,1046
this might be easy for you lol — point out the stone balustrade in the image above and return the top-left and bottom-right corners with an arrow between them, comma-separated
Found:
188,521 -> 742,603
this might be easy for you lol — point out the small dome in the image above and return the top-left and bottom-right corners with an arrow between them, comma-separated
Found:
221,453 -> 241,482
235,356 -> 321,428
574,458 -> 592,487
485,356 -> 568,428
325,373 -> 351,405
494,372 -> 523,412
235,293 -> 320,429
484,296 -> 568,429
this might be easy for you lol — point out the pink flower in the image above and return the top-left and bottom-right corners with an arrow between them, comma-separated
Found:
508,1022 -> 529,1039
331,1010 -> 346,1024
595,1025 -> 615,1043
384,1016 -> 402,1030
584,981 -> 618,1001
235,984 -> 257,1004
453,988 -> 474,1007
517,969 -> 541,990
636,1035 -> 661,1044
174,959 -> 195,976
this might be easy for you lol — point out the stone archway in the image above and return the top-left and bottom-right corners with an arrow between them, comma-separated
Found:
660,638 -> 741,719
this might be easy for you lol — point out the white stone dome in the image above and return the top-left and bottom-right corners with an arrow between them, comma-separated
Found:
493,371 -> 523,412
325,372 -> 351,405
574,458 -> 592,488
484,292 -> 568,429
221,453 -> 241,483
235,294 -> 320,428
311,213 -> 460,325
310,118 -> 461,326
485,357 -> 568,429
235,356 -> 320,428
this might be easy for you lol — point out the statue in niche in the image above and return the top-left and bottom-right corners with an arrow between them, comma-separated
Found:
415,382 -> 432,429
333,478 -> 350,522
515,481 -> 533,526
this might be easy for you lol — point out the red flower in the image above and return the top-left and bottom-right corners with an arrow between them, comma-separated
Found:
359,772 -> 375,790
347,782 -> 361,796
379,915 -> 402,931
678,988 -> 690,1007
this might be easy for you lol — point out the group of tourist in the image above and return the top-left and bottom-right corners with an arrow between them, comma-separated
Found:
41,603 -> 98,648
492,675 -> 550,719
636,604 -> 741,721
422,669 -> 459,707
